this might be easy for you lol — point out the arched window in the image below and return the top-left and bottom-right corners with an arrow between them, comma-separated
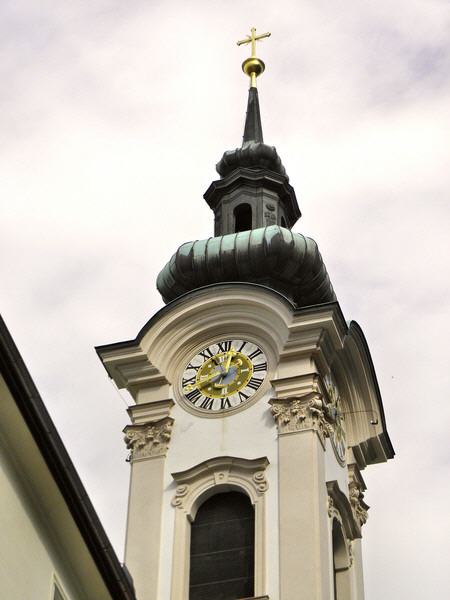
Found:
332,519 -> 351,600
189,491 -> 255,600
234,204 -> 252,232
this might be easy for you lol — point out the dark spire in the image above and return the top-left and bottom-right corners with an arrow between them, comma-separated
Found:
243,87 -> 263,144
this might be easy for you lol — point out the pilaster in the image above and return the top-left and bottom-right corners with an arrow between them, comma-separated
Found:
270,390 -> 330,600
123,399 -> 174,600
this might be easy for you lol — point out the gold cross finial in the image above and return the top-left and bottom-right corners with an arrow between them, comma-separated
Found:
237,27 -> 271,88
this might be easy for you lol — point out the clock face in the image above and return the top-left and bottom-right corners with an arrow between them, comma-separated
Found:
324,373 -> 346,464
181,339 -> 268,413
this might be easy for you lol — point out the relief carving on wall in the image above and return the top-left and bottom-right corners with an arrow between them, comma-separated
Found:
171,456 -> 269,511
171,484 -> 189,508
269,393 -> 332,440
349,479 -> 369,527
264,203 -> 277,225
124,416 -> 174,461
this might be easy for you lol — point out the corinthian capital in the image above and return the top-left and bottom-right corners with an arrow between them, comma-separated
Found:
269,393 -> 330,439
124,417 -> 174,461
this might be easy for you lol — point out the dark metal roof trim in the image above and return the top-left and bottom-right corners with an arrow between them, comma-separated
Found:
348,320 -> 395,460
0,316 -> 136,600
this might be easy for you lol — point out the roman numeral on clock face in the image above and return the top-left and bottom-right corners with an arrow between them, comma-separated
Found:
253,362 -> 267,372
199,347 -> 215,361
238,391 -> 249,403
217,340 -> 232,352
247,377 -> 263,391
182,375 -> 196,386
199,397 -> 214,410
220,397 -> 231,410
185,388 -> 202,403
248,348 -> 263,360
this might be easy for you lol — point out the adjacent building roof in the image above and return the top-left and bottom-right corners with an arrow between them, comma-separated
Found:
0,315 -> 136,600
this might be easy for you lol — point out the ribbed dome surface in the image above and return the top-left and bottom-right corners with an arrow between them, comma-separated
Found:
216,141 -> 287,179
157,225 -> 336,306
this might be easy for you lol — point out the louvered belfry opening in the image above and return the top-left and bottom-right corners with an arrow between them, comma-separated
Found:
189,491 -> 255,600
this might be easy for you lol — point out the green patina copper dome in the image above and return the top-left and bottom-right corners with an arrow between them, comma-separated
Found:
157,225 -> 335,306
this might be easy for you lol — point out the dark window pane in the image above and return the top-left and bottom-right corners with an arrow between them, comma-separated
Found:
189,492 -> 255,600
234,204 -> 252,232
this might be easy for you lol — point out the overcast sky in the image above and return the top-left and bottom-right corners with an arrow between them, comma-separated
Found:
1,1 -> 449,598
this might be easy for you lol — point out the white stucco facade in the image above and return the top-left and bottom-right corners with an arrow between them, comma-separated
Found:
99,283 -> 392,600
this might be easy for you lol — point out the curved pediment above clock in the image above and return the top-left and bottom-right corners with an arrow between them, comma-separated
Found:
137,284 -> 294,385
96,284 -> 295,401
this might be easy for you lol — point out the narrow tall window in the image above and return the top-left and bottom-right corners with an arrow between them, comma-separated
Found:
189,491 -> 255,600
234,204 -> 252,232
332,519 -> 351,600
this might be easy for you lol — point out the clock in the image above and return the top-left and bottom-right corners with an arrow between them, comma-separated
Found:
180,339 -> 268,413
324,373 -> 346,464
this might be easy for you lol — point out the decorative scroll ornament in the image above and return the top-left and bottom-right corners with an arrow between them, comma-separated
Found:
171,484 -> 189,508
269,393 -> 330,440
349,480 -> 369,527
171,456 -> 269,511
252,470 -> 268,493
124,417 -> 173,461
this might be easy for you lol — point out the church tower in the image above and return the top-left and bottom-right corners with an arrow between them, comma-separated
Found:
96,29 -> 394,600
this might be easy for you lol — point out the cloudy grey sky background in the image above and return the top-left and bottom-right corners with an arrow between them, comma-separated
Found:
1,1 -> 449,598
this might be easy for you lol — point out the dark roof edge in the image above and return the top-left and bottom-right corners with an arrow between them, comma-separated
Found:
348,320 -> 395,459
0,315 -> 136,600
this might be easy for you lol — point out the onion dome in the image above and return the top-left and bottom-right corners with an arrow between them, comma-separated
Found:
157,225 -> 336,306
156,41 -> 336,309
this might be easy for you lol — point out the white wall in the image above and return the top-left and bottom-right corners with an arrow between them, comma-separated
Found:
159,387 -> 279,600
0,441 -> 81,600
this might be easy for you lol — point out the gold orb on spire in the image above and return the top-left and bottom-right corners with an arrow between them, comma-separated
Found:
237,27 -> 271,88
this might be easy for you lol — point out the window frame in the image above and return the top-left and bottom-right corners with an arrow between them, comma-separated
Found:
170,456 -> 269,600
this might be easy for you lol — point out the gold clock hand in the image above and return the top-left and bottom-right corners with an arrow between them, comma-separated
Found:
183,369 -> 223,392
223,349 -> 236,374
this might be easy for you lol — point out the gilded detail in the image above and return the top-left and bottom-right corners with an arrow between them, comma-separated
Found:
124,417 -> 173,461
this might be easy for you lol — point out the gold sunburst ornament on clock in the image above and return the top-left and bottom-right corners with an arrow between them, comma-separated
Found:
181,339 -> 268,413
